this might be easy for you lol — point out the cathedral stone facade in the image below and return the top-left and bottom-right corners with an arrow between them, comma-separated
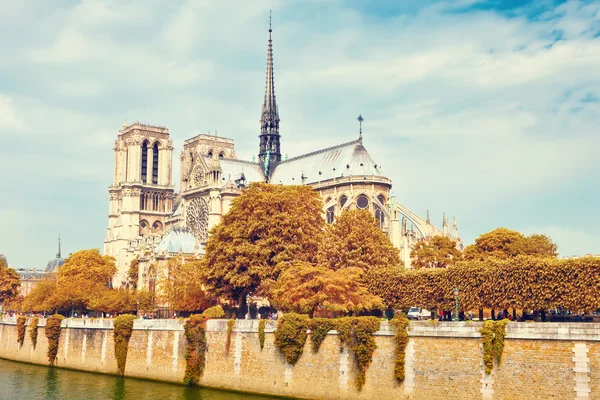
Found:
104,23 -> 461,288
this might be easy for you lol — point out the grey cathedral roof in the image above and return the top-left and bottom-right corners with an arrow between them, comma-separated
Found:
269,139 -> 386,185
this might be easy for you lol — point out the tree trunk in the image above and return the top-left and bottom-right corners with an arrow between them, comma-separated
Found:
512,308 -> 517,320
479,308 -> 484,321
491,309 -> 495,320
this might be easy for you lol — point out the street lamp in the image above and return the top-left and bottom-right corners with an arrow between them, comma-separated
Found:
246,293 -> 251,319
453,287 -> 460,322
136,300 -> 140,317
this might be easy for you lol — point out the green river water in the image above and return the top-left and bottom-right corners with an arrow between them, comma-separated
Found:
0,358 -> 282,400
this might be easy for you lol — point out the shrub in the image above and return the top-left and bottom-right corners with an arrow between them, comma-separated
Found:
331,316 -> 381,390
113,314 -> 136,375
481,319 -> 509,374
274,313 -> 309,364
29,317 -> 39,349
259,319 -> 266,350
226,319 -> 235,354
389,313 -> 410,382
308,318 -> 335,353
184,314 -> 208,386
346,317 -> 380,390
16,316 -> 26,346
45,314 -> 64,365
202,305 -> 225,319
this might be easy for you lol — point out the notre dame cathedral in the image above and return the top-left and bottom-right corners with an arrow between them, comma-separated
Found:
103,22 -> 462,288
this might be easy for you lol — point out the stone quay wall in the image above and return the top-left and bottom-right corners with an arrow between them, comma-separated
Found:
0,317 -> 599,400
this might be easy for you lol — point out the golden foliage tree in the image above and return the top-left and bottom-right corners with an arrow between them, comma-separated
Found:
160,258 -> 211,312
318,209 -> 401,271
272,261 -> 383,317
201,183 -> 325,302
0,258 -> 21,305
410,235 -> 462,268
52,249 -> 117,312
464,228 -> 558,260
22,278 -> 57,312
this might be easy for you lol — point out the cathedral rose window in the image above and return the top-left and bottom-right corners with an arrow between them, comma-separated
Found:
356,194 -> 369,209
186,197 -> 209,242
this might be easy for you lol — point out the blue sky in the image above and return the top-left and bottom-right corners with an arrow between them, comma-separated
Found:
1,0 -> 599,268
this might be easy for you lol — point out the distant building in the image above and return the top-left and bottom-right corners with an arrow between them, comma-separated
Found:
46,236 -> 65,273
15,268 -> 47,297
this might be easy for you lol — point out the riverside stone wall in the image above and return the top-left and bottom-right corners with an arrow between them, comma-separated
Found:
0,317 -> 599,400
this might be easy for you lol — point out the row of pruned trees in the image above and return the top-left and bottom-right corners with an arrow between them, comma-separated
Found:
366,255 -> 600,313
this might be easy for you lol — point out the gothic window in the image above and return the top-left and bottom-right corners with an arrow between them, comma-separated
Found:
152,142 -> 159,184
139,220 -> 150,236
375,205 -> 385,227
356,194 -> 369,209
219,153 -> 224,159
152,220 -> 163,234
326,206 -> 335,224
207,151 -> 213,158
377,195 -> 385,206
186,197 -> 209,242
339,195 -> 348,209
141,141 -> 148,181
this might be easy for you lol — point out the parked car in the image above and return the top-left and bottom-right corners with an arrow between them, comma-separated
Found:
407,307 -> 431,320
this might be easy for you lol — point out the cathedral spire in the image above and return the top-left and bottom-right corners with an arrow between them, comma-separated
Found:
57,235 -> 61,259
259,11 -> 281,177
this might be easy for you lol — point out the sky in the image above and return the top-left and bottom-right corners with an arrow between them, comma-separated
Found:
1,0 -> 599,269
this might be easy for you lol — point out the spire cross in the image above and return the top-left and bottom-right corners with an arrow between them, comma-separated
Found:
357,114 -> 364,139
269,10 -> 272,33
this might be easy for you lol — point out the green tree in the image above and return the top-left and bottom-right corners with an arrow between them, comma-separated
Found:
410,235 -> 462,268
318,209 -> 401,271
201,183 -> 325,303
0,258 -> 21,305
272,261 -> 383,317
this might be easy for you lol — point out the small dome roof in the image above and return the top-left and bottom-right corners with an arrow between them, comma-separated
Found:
155,227 -> 203,255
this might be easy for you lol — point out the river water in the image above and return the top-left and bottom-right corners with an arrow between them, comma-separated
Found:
0,358 -> 280,400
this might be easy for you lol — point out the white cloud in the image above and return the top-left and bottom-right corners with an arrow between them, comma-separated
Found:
0,95 -> 23,131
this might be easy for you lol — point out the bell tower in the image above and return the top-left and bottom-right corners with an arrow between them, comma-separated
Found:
258,13 -> 281,178
104,121 -> 174,287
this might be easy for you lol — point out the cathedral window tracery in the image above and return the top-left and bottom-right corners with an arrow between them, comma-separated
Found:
186,197 -> 209,242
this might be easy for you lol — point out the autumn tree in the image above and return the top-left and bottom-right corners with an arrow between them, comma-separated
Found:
201,183 -> 325,303
272,261 -> 383,317
318,209 -> 401,271
52,249 -> 117,313
464,228 -> 558,260
523,234 -> 558,257
159,258 -> 211,313
410,235 -> 462,268
22,278 -> 57,313
0,258 -> 21,306
127,258 -> 139,290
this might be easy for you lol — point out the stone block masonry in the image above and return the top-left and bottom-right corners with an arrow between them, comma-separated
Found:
1,318 -> 599,400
